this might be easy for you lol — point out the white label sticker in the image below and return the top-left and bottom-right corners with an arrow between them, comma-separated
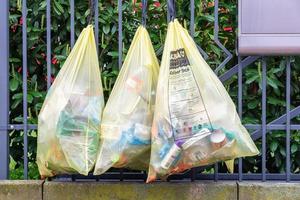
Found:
168,48 -> 211,141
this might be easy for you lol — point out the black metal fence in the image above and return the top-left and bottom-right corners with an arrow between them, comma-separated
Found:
0,0 -> 299,182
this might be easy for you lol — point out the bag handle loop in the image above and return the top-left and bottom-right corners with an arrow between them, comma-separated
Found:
167,0 -> 176,22
141,0 -> 148,27
88,0 -> 96,25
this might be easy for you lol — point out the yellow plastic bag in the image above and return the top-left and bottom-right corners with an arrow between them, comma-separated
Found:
147,19 -> 259,182
93,26 -> 159,175
37,25 -> 104,177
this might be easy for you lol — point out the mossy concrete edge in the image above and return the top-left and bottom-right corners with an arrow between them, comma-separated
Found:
1,180 -> 300,200
238,181 -> 300,200
43,181 -> 237,200
0,180 -> 44,200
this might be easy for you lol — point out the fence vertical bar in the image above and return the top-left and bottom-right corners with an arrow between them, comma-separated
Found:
214,0 -> 219,41
94,0 -> 99,53
214,164 -> 218,182
262,57 -> 267,182
190,0 -> 194,37
118,0 -> 122,69
213,0 -> 232,73
118,0 -> 123,180
286,57 -> 291,182
238,56 -> 243,181
46,0 -> 51,90
167,1 -> 170,22
70,0 -> 75,48
189,0 -> 196,181
213,0 -> 219,182
0,0 -> 10,180
22,0 -> 28,179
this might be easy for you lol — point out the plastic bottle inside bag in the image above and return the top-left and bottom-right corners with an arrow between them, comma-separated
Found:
56,93 -> 101,174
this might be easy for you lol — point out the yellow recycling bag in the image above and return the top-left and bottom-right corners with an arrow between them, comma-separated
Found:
37,25 -> 104,177
147,19 -> 259,182
94,26 -> 159,175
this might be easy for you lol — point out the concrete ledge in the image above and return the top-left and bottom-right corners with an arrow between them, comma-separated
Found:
238,182 -> 300,200
1,180 -> 300,200
0,180 -> 44,200
43,181 -> 237,200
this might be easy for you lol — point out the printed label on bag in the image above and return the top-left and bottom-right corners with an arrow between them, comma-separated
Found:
168,48 -> 211,141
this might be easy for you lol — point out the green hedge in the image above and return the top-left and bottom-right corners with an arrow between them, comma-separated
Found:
8,0 -> 300,179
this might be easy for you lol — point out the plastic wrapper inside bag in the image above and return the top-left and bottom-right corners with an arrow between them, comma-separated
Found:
37,25 -> 104,177
147,19 -> 259,182
93,26 -> 159,175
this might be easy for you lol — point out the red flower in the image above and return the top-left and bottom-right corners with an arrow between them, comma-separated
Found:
139,2 -> 143,9
19,17 -> 23,25
51,57 -> 58,65
153,2 -> 161,8
223,27 -> 233,32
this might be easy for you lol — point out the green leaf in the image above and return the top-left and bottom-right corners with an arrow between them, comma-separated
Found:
291,144 -> 298,153
107,51 -> 119,57
111,25 -> 117,34
9,156 -> 17,170
247,100 -> 258,109
267,77 -> 278,90
280,147 -> 286,157
84,9 -> 90,18
103,25 -> 110,34
194,31 -> 200,37
53,6 -> 61,16
246,75 -> 259,84
10,79 -> 19,91
12,93 -> 22,100
54,1 -> 64,14
268,97 -> 285,106
27,94 -> 33,103
9,58 -> 21,62
270,141 -> 278,152
29,91 -> 43,98
11,99 -> 21,109
202,15 -> 214,22
29,130 -> 37,137
209,44 -> 221,57
39,1 -> 47,9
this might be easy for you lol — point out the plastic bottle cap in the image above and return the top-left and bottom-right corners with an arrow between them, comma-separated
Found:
134,123 -> 151,141
210,129 -> 227,150
210,130 -> 226,144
